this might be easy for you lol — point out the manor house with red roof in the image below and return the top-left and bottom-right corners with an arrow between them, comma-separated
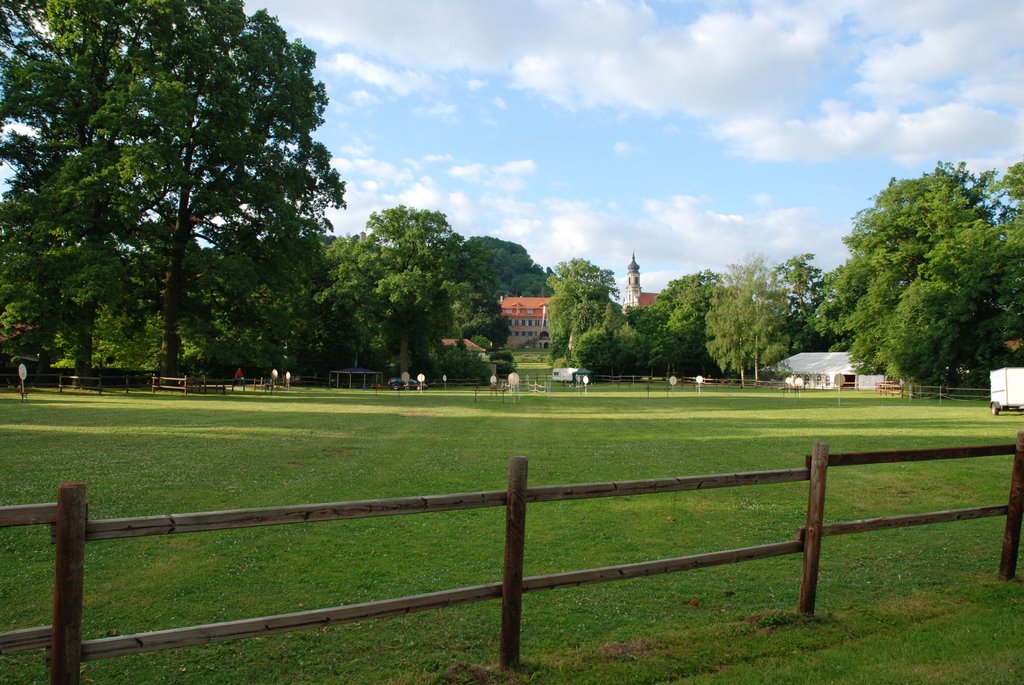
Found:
500,254 -> 658,349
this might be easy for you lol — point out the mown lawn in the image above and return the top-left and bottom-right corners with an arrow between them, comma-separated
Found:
1,384 -> 1023,684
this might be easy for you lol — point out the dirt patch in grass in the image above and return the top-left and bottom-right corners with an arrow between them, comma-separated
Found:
874,592 -> 965,621
598,638 -> 657,661
439,662 -> 523,684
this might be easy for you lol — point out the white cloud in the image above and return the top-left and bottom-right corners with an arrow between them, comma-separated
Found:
448,163 -> 486,183
447,159 -> 536,192
340,141 -> 374,157
414,102 -> 458,122
492,96 -> 507,110
642,195 -> 846,272
395,179 -> 443,209
331,155 -> 412,186
716,101 -> 1022,164
323,53 -> 433,95
508,5 -> 830,118
613,141 -> 631,156
350,90 -> 380,107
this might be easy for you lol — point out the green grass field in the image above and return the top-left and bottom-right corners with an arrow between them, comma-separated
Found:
2,384 -> 1023,684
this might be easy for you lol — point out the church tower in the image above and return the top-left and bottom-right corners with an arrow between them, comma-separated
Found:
623,253 -> 641,311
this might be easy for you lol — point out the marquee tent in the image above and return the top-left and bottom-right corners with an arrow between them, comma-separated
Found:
777,352 -> 886,390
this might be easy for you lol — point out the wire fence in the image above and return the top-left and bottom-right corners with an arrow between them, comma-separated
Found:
0,371 -> 997,404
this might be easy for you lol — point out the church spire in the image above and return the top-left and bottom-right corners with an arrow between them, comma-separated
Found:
624,253 -> 642,310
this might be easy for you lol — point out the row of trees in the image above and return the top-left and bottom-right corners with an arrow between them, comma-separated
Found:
545,254 -> 795,383
555,162 -> 1024,386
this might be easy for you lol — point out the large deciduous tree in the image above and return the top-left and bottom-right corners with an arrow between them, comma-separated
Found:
705,254 -> 788,386
835,161 -> 1021,384
124,1 -> 344,373
546,258 -> 618,360
325,206 -> 479,375
776,254 -> 830,354
0,0 -> 344,375
0,0 -> 142,375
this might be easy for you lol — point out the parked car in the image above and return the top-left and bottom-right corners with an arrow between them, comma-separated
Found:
388,377 -> 424,390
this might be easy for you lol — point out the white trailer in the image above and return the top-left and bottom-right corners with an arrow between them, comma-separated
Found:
990,368 -> 1024,415
552,367 -> 577,383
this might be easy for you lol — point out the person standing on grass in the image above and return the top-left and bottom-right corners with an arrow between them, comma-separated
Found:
234,368 -> 244,386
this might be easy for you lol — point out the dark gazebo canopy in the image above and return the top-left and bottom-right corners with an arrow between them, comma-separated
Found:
329,366 -> 383,389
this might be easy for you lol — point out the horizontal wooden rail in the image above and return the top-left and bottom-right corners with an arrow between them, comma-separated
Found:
527,468 -> 810,502
76,539 -> 803,661
85,469 -> 811,540
0,503 -> 57,528
81,583 -> 504,660
807,443 -> 1015,468
810,505 -> 1009,539
86,492 -> 509,540
0,625 -> 51,654
521,540 -> 804,592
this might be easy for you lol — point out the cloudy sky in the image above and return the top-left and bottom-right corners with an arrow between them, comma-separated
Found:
35,1 -> 1024,296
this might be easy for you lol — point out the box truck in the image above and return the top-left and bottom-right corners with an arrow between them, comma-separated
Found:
990,367 -> 1024,415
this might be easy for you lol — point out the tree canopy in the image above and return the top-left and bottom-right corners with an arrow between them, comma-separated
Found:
626,270 -> 721,376
833,162 -> 1023,384
706,254 -> 789,386
321,206 -> 488,376
0,0 -> 344,375
546,258 -> 618,360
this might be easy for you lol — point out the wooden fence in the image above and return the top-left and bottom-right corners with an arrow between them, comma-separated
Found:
0,373 -> 290,394
2,433 -> 1022,684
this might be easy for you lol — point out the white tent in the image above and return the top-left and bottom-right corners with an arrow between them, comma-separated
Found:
778,352 -> 885,390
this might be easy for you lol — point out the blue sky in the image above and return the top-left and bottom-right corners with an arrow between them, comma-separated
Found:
8,1 -> 1024,298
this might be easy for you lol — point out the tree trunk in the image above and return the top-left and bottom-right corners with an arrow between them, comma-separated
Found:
399,332 -> 409,375
159,199 -> 192,375
38,349 -> 52,375
73,301 -> 97,378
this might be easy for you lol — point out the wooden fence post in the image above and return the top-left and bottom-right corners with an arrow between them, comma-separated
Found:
798,442 -> 829,614
500,456 -> 528,670
999,432 -> 1024,580
51,482 -> 87,685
